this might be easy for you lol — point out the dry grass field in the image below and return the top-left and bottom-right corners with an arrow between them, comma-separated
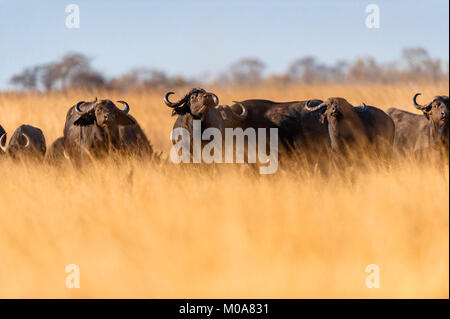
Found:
0,82 -> 448,298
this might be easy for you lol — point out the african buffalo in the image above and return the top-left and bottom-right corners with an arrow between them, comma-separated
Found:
64,98 -> 153,164
305,97 -> 395,155
387,93 -> 449,154
0,124 -> 46,160
164,88 -> 329,161
164,88 -> 248,148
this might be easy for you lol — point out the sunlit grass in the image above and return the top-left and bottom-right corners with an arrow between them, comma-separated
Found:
0,82 -> 448,298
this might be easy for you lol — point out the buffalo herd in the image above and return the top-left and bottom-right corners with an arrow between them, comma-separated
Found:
0,90 -> 448,168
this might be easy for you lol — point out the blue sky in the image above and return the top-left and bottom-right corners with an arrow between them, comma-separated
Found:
0,0 -> 448,88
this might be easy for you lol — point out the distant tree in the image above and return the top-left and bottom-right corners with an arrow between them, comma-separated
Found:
288,56 -> 316,83
9,66 -> 40,89
10,52 -> 105,91
7,48 -> 448,92
230,58 -> 265,85
379,61 -> 401,83
40,63 -> 60,91
108,73 -> 138,92
402,47 -> 444,82
347,56 -> 382,83
287,56 -> 340,83
328,60 -> 349,83
402,47 -> 430,73
56,53 -> 91,89
140,69 -> 170,89
109,68 -> 171,91
422,58 -> 443,83
69,69 -> 106,89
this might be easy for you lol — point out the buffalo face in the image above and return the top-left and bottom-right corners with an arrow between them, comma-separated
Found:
188,90 -> 218,118
319,100 -> 344,123
428,97 -> 449,144
74,99 -> 135,127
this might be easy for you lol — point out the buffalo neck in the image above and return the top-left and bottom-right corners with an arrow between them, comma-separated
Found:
429,120 -> 449,150
103,125 -> 122,150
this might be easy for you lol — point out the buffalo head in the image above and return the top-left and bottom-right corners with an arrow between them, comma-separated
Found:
305,97 -> 367,124
1,125 -> 46,160
74,99 -> 135,127
413,93 -> 449,147
164,88 -> 219,119
305,97 -> 371,153
164,88 -> 248,122
413,93 -> 449,125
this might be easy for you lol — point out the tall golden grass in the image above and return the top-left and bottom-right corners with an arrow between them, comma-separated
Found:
0,82 -> 448,298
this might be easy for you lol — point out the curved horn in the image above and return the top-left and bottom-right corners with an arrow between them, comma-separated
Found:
164,91 -> 188,108
21,132 -> 30,148
413,93 -> 428,110
0,133 -> 7,153
164,92 -> 176,107
231,101 -> 248,120
211,93 -> 219,106
75,101 -> 86,113
360,102 -> 367,110
305,100 -> 327,112
116,100 -> 130,113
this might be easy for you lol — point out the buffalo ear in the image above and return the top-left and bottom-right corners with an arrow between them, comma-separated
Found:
115,111 -> 136,126
422,106 -> 432,120
423,103 -> 433,119
74,113 -> 95,126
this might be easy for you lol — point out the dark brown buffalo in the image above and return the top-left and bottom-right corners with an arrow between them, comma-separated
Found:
64,98 -> 153,164
164,88 -> 329,159
305,97 -> 395,155
165,88 -> 249,153
44,137 -> 68,166
0,124 -> 46,160
387,93 -> 449,154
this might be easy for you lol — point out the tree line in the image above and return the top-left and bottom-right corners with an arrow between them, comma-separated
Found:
9,47 -> 448,92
